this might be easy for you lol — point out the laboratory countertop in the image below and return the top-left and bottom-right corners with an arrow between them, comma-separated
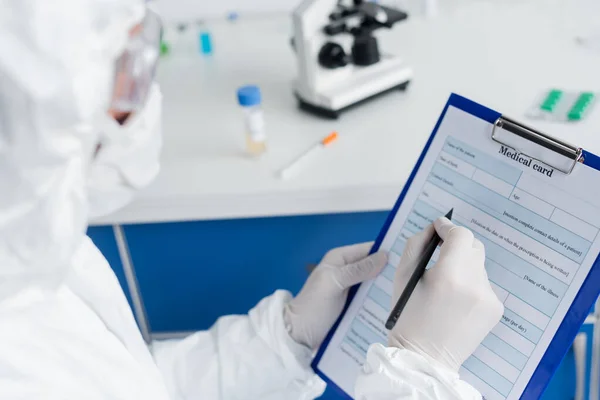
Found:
92,0 -> 600,225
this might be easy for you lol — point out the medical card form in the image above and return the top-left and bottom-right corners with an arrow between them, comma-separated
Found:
313,95 -> 600,400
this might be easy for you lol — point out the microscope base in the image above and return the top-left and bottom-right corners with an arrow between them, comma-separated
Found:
294,57 -> 412,119
296,80 -> 410,119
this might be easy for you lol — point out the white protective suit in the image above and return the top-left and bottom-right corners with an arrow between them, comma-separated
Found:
0,0 -> 500,399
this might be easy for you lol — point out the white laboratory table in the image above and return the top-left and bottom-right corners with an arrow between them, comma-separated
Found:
92,0 -> 600,225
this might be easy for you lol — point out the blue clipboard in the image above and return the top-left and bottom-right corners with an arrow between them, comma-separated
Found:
312,93 -> 600,399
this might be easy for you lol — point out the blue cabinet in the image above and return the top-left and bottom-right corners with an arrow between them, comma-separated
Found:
122,212 -> 388,332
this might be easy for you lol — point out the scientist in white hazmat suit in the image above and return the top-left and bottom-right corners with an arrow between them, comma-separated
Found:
0,0 -> 503,398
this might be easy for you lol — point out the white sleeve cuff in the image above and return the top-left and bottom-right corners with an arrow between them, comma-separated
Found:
355,344 -> 481,400
151,290 -> 326,400
247,290 -> 326,397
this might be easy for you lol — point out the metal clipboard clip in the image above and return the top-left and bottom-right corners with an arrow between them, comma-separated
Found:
491,116 -> 584,175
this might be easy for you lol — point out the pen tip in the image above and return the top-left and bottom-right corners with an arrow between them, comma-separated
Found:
446,208 -> 454,220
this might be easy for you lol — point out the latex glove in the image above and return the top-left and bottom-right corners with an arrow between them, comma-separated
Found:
285,243 -> 387,350
389,218 -> 504,372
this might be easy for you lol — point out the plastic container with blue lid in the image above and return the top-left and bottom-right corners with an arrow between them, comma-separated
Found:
237,85 -> 266,156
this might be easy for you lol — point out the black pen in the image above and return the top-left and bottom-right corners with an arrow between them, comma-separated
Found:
385,208 -> 454,330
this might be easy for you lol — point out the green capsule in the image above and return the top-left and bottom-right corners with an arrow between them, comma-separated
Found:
567,110 -> 583,121
568,92 -> 595,121
540,89 -> 562,112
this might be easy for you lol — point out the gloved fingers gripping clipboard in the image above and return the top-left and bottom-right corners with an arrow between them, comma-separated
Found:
312,94 -> 600,400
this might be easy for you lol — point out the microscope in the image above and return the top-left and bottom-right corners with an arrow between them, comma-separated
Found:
292,0 -> 412,119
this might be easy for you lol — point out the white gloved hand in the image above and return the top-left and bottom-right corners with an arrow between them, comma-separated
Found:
284,243 -> 387,350
389,217 -> 504,372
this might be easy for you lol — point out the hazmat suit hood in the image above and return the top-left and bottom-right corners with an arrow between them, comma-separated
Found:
0,0 -> 146,300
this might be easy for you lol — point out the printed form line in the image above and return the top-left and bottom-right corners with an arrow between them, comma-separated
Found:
426,177 -> 585,280
430,162 -> 592,255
